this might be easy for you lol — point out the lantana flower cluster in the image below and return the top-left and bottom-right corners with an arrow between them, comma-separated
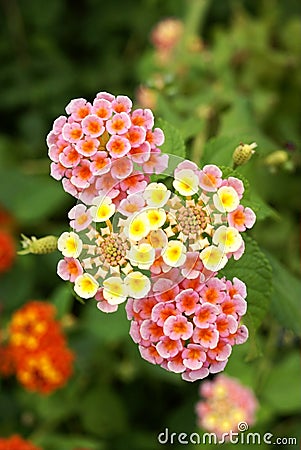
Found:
48,91 -> 256,381
47,91 -> 167,204
127,276 -> 249,381
0,435 -> 41,450
196,374 -> 258,435
1,301 -> 74,394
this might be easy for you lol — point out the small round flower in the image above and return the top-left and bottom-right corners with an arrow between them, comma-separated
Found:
57,257 -> 83,282
82,114 -> 105,137
106,112 -> 131,134
68,204 -> 92,231
143,182 -> 171,207
128,243 -> 155,269
76,137 -> 99,156
127,212 -> 151,241
228,205 -> 256,232
74,273 -> 99,299
103,276 -> 127,305
57,231 -> 83,258
213,186 -> 240,212
162,240 -> 186,267
62,122 -> 83,142
198,165 -> 222,192
124,271 -> 151,298
92,98 -> 112,119
212,226 -> 243,253
199,245 -> 228,271
173,169 -> 199,196
163,315 -> 193,340
106,135 -> 131,158
90,196 -> 115,222
118,193 -> 146,216
146,208 -> 166,230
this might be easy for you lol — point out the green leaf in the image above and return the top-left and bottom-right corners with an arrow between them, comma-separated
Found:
265,251 -> 301,334
0,168 -> 71,224
241,193 -> 278,221
262,351 -> 301,414
201,135 -> 241,167
82,301 -> 129,343
156,118 -> 186,159
50,284 -> 74,319
80,385 -> 128,437
222,236 -> 272,332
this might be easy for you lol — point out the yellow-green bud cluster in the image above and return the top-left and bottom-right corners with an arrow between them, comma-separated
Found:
233,142 -> 257,168
18,235 -> 58,255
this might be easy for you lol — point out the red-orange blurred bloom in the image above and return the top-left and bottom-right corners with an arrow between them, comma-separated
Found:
8,301 -> 74,394
15,344 -> 74,394
0,344 -> 15,377
0,434 -> 41,450
0,230 -> 16,273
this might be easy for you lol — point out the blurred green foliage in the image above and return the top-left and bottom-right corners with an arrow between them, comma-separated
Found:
0,0 -> 300,449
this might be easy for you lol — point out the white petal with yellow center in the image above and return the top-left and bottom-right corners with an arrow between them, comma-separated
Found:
103,277 -> 127,305
162,240 -> 186,267
124,271 -> 151,299
90,196 -> 115,222
173,169 -> 199,196
128,243 -> 155,270
74,273 -> 99,299
199,245 -> 228,271
146,208 -> 166,230
213,225 -> 243,253
143,182 -> 171,207
58,231 -> 83,258
127,212 -> 150,241
213,186 -> 239,213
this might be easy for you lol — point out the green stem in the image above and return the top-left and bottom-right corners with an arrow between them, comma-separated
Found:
183,0 -> 211,43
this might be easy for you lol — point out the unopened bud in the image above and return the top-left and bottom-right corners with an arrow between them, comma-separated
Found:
264,150 -> 288,167
18,234 -> 58,255
233,142 -> 257,168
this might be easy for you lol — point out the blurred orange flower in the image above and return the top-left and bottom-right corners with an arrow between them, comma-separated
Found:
6,301 -> 74,394
0,230 -> 16,273
0,434 -> 41,450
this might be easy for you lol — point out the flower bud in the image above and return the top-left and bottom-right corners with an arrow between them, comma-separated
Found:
18,234 -> 58,255
233,142 -> 257,168
264,150 -> 288,167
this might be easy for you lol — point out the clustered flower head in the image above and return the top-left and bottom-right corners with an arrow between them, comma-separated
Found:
150,18 -> 183,58
56,159 -> 255,309
0,435 -> 41,450
127,276 -> 249,381
2,301 -> 74,394
48,90 -> 256,382
196,374 -> 258,435
47,91 -> 167,204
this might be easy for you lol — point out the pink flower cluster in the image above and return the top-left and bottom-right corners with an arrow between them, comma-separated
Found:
47,92 -> 167,203
196,374 -> 258,436
125,275 -> 248,381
